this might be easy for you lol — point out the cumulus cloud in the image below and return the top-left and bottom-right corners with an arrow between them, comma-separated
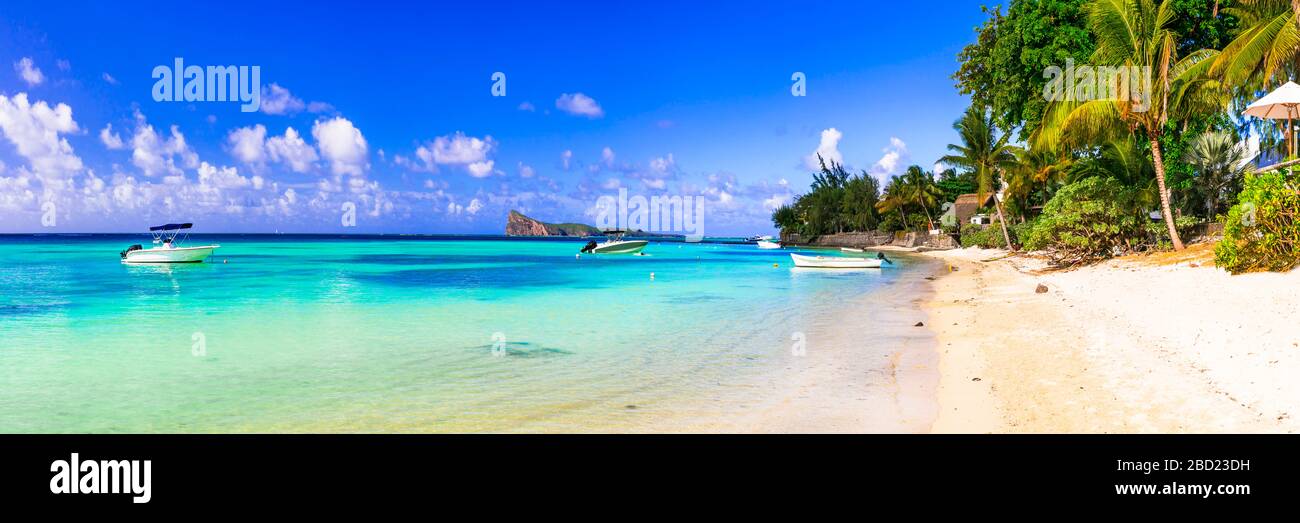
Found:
129,113 -> 199,177
228,124 -> 268,165
311,117 -> 368,176
518,162 -> 536,178
0,93 -> 83,178
555,92 -> 604,118
868,137 -> 909,181
102,73 -> 119,85
601,146 -> 615,168
228,124 -> 319,173
560,149 -> 573,170
261,83 -> 306,115
401,132 -> 498,177
804,128 -> 843,170
517,101 -> 535,112
266,127 -> 318,173
13,58 -> 44,87
429,132 -> 494,164
99,124 -> 125,150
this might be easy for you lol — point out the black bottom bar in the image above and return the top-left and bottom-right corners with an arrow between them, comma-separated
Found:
3,435 -> 1290,512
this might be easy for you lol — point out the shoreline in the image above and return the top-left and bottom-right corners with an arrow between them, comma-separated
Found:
919,246 -> 1300,433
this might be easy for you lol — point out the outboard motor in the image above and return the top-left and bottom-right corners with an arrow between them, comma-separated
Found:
877,252 -> 892,265
120,244 -> 143,259
580,240 -> 598,254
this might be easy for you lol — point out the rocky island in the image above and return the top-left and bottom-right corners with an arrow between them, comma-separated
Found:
505,210 -> 600,237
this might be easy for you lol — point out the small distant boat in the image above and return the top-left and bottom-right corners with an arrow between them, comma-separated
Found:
790,253 -> 882,268
579,230 -> 648,255
121,223 -> 219,264
840,247 -> 865,253
747,234 -> 775,242
757,240 -> 782,249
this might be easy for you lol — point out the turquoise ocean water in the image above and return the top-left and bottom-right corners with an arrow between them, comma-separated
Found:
0,235 -> 925,433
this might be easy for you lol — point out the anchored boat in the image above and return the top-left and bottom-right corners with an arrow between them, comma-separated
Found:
757,240 -> 782,249
121,223 -> 219,264
789,253 -> 883,268
579,230 -> 648,255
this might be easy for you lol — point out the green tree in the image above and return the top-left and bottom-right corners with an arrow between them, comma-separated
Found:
1182,131 -> 1253,217
941,105 -> 1020,248
1034,0 -> 1222,251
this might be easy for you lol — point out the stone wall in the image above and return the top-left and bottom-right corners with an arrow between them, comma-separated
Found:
780,230 -> 957,250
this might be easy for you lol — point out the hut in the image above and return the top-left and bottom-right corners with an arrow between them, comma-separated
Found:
953,193 -> 996,225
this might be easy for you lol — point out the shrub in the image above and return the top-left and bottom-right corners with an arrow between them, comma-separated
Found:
1214,170 -> 1300,274
1023,177 -> 1144,265
960,223 -> 1008,248
1142,216 -> 1201,251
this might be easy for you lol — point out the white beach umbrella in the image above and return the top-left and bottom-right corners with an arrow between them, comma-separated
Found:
1245,81 -> 1300,157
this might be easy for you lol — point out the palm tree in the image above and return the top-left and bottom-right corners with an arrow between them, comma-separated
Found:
941,105 -> 1019,249
1005,146 -> 1073,220
1035,0 -> 1221,251
900,165 -> 943,229
1211,0 -> 1298,89
1182,131 -> 1255,218
875,176 -> 910,230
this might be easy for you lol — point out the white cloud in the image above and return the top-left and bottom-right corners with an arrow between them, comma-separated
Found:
99,124 -> 125,150
13,58 -> 44,87
560,149 -> 573,170
518,162 -> 536,178
555,92 -> 604,118
601,146 -> 615,167
311,117 -> 368,176
103,73 -> 119,85
0,93 -> 83,178
467,160 -> 495,178
868,137 -> 909,180
466,198 -> 483,215
129,113 -> 199,177
261,83 -> 306,115
266,127 -> 318,173
227,124 -> 268,164
804,128 -> 843,170
933,162 -> 947,175
430,132 -> 495,164
518,101 -> 535,112
197,161 -> 251,190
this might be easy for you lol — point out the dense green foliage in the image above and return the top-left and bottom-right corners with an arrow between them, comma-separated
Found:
1214,170 -> 1300,273
1023,177 -> 1147,264
770,0 -> 1296,272
771,156 -> 882,237
953,1 -> 1094,140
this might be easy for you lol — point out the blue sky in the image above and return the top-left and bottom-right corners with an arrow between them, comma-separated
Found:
0,1 -> 985,234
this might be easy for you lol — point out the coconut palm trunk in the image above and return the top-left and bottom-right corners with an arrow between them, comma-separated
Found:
1149,136 -> 1185,251
991,174 -> 1014,249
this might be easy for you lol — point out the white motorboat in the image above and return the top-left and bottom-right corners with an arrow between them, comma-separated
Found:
840,247 -> 865,253
790,253 -> 883,268
121,223 -> 219,264
757,240 -> 782,249
747,234 -> 775,242
579,230 -> 648,255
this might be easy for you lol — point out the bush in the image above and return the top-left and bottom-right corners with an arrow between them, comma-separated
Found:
1142,216 -> 1201,251
1214,170 -> 1300,274
1023,177 -> 1145,265
960,223 -> 1008,248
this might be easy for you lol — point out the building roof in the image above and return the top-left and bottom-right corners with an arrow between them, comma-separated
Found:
953,193 -> 995,223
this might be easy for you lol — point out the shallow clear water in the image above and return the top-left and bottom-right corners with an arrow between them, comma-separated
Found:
0,235 -> 922,433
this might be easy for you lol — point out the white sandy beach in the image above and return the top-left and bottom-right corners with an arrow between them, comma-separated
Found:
922,245 -> 1300,433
